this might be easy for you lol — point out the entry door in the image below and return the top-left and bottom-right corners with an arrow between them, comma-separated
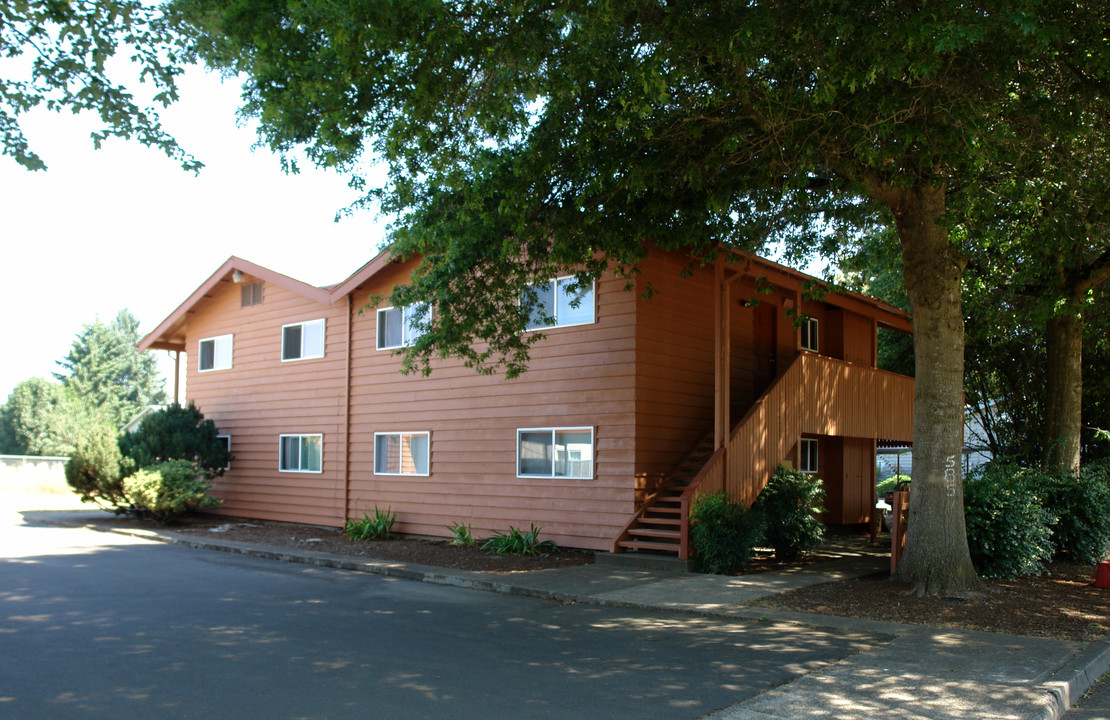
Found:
754,303 -> 778,391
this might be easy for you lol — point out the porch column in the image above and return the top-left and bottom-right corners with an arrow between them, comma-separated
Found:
173,350 -> 180,405
714,258 -> 730,449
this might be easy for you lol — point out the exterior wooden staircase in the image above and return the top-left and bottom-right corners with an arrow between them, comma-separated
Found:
610,432 -> 717,555
610,353 -> 916,559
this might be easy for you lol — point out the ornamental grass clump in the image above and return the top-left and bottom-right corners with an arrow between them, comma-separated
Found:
481,524 -> 557,556
447,521 -> 477,547
754,466 -> 826,562
345,506 -> 397,541
688,491 -> 764,574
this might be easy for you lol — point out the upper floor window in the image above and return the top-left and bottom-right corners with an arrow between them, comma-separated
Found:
198,334 -> 233,372
799,437 -> 819,473
524,277 -> 595,331
241,281 -> 264,307
801,318 -> 819,352
517,427 -> 594,479
374,431 -> 430,476
279,433 -> 322,473
377,304 -> 429,350
282,319 -> 326,361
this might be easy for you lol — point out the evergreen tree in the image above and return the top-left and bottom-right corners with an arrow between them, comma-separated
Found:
0,377 -> 69,456
55,310 -> 166,429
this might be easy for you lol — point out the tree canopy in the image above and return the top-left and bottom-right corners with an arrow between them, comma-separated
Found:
1,0 -> 199,171
177,0 -> 1110,593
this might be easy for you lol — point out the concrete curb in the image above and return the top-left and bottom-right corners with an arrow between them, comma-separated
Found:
1040,637 -> 1110,719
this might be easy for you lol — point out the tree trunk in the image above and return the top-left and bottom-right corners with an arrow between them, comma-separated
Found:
1044,308 -> 1083,474
881,184 -> 981,595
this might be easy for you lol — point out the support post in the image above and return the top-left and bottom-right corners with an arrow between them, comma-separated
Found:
173,350 -> 180,405
714,259 -> 730,450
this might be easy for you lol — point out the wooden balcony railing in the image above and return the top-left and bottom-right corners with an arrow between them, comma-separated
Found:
677,353 -> 914,557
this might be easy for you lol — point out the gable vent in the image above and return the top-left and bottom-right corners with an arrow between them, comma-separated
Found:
241,280 -> 263,307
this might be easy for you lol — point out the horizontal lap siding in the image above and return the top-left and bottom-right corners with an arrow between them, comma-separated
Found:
184,275 -> 349,527
346,260 -> 638,551
633,249 -> 716,485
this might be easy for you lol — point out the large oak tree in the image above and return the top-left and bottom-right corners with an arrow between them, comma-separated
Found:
178,0 -> 1109,594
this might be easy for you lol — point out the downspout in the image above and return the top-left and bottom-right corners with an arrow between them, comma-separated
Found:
343,293 -> 353,522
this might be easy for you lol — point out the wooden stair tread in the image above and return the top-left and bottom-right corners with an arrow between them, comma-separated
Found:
617,539 -> 681,552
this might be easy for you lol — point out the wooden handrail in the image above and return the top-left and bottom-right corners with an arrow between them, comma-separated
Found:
676,447 -> 726,560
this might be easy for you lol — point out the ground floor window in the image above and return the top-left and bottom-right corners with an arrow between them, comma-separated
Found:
280,434 -> 322,473
374,431 -> 430,475
800,437 -> 819,473
217,435 -> 231,470
517,427 -> 594,479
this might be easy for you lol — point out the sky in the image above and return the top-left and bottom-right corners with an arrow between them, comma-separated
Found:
0,67 -> 393,401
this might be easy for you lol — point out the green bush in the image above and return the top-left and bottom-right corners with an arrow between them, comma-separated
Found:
345,506 -> 397,540
1039,463 -> 1110,565
876,474 -> 911,498
689,491 -> 764,574
122,460 -> 222,523
482,524 -> 557,556
65,421 -> 130,508
963,463 -> 1056,578
754,466 -> 826,561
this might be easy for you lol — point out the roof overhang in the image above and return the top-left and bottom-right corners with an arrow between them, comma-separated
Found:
723,251 -> 913,334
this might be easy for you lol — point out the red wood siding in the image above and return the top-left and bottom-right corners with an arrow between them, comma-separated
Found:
183,273 -> 350,527
343,258 -> 638,551
632,249 -> 716,495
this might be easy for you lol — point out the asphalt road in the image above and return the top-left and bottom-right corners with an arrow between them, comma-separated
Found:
1,508 -> 881,720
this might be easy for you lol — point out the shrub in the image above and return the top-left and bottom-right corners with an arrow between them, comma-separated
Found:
1039,463 -> 1110,565
345,506 -> 396,540
118,403 -> 230,479
65,421 -> 130,508
963,463 -> 1056,578
688,491 -> 763,574
447,521 -> 476,547
122,460 -> 222,523
482,524 -> 557,556
754,465 -> 826,561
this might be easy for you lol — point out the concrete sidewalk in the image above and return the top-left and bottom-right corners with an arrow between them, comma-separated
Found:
22,507 -> 1110,720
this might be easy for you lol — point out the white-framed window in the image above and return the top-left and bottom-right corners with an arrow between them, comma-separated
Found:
523,276 -> 595,331
198,334 -> 233,372
517,427 -> 594,479
282,318 -> 326,361
279,434 -> 323,473
800,437 -> 819,474
241,281 -> 263,307
374,431 -> 430,476
800,318 -> 819,352
216,435 -> 231,470
377,303 -> 429,350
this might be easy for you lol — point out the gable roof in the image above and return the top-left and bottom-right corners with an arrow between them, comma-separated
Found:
139,256 -> 337,352
139,246 -> 911,352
